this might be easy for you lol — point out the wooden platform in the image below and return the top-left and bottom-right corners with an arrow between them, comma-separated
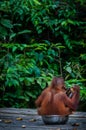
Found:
0,108 -> 86,130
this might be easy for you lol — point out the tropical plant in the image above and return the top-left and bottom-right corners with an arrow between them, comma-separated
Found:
0,0 -> 86,109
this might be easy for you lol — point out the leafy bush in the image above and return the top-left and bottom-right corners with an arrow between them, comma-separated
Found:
0,43 -> 63,107
0,43 -> 86,109
0,0 -> 86,109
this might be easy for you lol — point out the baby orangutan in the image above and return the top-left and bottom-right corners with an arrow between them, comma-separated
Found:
35,77 -> 80,115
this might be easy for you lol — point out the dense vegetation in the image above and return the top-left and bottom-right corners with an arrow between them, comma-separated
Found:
0,0 -> 86,110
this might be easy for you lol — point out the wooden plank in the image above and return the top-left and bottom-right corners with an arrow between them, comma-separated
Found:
0,108 -> 86,118
0,108 -> 37,115
0,108 -> 86,115
0,108 -> 86,130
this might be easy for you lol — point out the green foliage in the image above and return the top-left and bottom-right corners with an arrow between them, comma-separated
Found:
0,0 -> 86,109
0,43 -> 60,107
0,0 -> 86,44
65,78 -> 86,110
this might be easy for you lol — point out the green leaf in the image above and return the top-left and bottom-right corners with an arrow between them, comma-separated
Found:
67,19 -> 74,25
18,30 -> 31,35
1,19 -> 13,28
65,67 -> 72,73
80,54 -> 86,60
41,82 -> 46,89
33,0 -> 41,5
12,79 -> 19,87
9,33 -> 17,40
34,66 -> 40,76
37,78 -> 42,86
25,91 -> 36,98
24,78 -> 34,86
0,25 -> 8,36
61,21 -> 67,26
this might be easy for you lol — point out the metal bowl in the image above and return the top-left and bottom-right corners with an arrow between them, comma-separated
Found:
42,115 -> 69,124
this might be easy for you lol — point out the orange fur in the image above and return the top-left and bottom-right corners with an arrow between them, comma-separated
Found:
35,77 -> 80,115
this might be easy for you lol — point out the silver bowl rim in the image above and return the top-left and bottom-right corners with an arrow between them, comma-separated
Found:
41,115 -> 69,124
42,115 -> 69,117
